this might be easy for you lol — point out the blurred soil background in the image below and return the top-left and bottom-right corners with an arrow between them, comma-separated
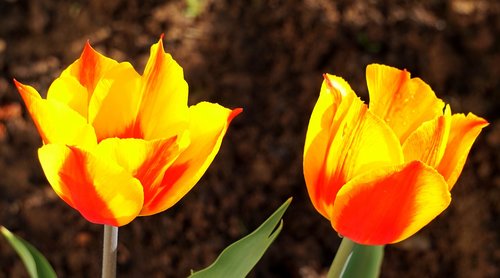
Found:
0,0 -> 499,277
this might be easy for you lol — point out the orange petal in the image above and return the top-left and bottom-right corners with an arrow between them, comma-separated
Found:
303,74 -> 403,220
38,144 -> 144,226
136,38 -> 189,140
436,113 -> 488,190
140,102 -> 241,215
47,75 -> 89,119
402,105 -> 451,167
94,137 -> 183,208
15,80 -> 97,146
62,42 -> 118,97
88,62 -> 142,141
366,64 -> 445,142
331,161 -> 451,245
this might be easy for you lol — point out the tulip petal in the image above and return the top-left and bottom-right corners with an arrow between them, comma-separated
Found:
304,74 -> 404,220
140,102 -> 241,215
62,42 -> 118,96
402,105 -> 451,167
331,161 -> 451,245
366,64 -> 445,142
436,113 -> 488,190
38,144 -> 144,226
137,38 -> 189,140
94,137 -> 183,209
47,76 -> 89,119
88,62 -> 142,140
15,80 -> 97,146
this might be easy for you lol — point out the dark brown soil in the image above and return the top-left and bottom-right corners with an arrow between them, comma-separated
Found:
0,0 -> 498,277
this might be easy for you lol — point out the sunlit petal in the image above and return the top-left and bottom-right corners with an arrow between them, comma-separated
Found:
403,105 -> 451,167
38,144 -> 144,226
47,75 -> 89,119
366,64 -> 445,142
304,74 -> 403,219
88,62 -> 142,140
136,38 -> 189,140
140,103 -> 242,215
94,137 -> 183,209
436,113 -> 489,189
331,161 -> 451,245
62,42 -> 118,97
15,80 -> 97,146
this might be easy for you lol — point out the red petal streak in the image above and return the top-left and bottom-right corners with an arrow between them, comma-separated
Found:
79,42 -> 100,92
332,161 -> 450,245
60,147 -> 117,225
228,108 -> 243,122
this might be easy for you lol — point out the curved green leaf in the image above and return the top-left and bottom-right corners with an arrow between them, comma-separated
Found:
1,226 -> 57,278
190,198 -> 292,278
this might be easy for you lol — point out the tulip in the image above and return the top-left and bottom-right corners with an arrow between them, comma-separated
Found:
304,64 -> 488,245
15,38 -> 241,227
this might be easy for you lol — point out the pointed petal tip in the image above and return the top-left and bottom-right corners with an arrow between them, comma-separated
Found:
322,73 -> 333,83
366,63 -> 411,75
13,79 -> 23,90
469,113 -> 489,127
82,40 -> 96,57
455,112 -> 489,128
13,78 -> 28,89
229,108 -> 243,122
13,79 -> 41,100
156,35 -> 165,53
323,73 -> 348,93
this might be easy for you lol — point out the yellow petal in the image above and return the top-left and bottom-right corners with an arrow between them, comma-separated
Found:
303,74 -> 404,220
94,137 -> 182,208
88,62 -> 142,141
402,105 -> 451,167
140,102 -> 241,215
331,161 -> 451,245
61,42 -> 118,97
47,75 -> 89,119
136,38 -> 189,140
436,113 -> 488,189
366,64 -> 445,142
15,80 -> 97,146
38,144 -> 144,226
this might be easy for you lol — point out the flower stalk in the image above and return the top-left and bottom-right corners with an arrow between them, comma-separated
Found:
327,237 -> 383,278
102,225 -> 118,278
327,237 -> 355,278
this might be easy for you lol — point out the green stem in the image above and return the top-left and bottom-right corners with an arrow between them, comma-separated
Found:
102,225 -> 118,278
327,237 -> 384,278
327,237 -> 355,278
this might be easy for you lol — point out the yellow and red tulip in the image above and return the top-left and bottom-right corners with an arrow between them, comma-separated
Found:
15,38 -> 241,227
303,64 -> 487,245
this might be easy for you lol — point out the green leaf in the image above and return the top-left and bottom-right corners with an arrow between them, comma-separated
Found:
1,226 -> 57,278
189,198 -> 292,278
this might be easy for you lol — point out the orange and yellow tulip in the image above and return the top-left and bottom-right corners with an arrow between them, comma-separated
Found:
303,64 -> 488,245
15,38 -> 241,226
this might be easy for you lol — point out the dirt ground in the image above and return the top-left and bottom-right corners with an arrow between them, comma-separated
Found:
0,0 -> 498,277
